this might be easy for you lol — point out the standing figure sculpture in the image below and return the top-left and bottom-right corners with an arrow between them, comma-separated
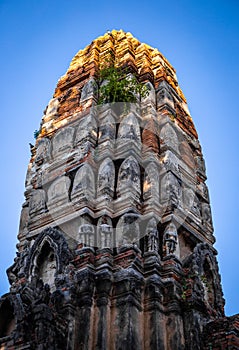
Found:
163,222 -> 178,256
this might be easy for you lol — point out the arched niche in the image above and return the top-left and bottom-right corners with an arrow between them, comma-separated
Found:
52,126 -> 74,159
201,259 -> 215,306
144,217 -> 159,253
97,157 -> 115,198
183,187 -> 195,209
35,138 -> 51,165
163,222 -> 180,258
162,150 -> 179,173
47,176 -> 71,208
160,123 -> 179,153
74,113 -> 97,148
156,81 -> 175,110
183,188 -> 201,217
71,163 -> 95,202
33,240 -> 57,291
117,156 -> 141,198
97,216 -> 113,249
143,163 -> 159,201
116,213 -> 140,248
25,227 -> 72,282
78,215 -> 95,247
161,172 -> 181,205
191,243 -> 224,316
98,112 -> 116,144
117,113 -> 141,143
0,300 -> 15,338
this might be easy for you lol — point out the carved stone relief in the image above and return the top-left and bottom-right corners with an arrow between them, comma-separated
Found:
52,127 -> 74,159
29,189 -> 46,217
74,114 -> 97,148
190,243 -> 224,316
161,172 -> 181,205
80,77 -> 98,102
47,176 -> 70,207
161,150 -> 179,173
98,112 -> 116,144
35,241 -> 57,292
26,227 -> 72,278
35,138 -> 51,165
183,188 -> 201,217
143,163 -> 159,201
97,216 -> 113,249
192,194 -> 201,218
116,213 -> 140,248
0,32 -> 231,350
117,156 -> 141,196
97,158 -> 115,198
78,216 -> 95,247
117,113 -> 141,143
7,241 -> 30,282
163,222 -> 179,257
156,81 -> 175,110
71,164 -> 95,201
145,218 -> 159,252
160,123 -> 179,153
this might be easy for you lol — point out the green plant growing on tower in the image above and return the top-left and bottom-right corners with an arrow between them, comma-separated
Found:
97,57 -> 149,109
34,129 -> 40,139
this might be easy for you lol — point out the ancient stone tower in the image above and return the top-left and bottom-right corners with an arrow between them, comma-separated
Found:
0,30 -> 238,350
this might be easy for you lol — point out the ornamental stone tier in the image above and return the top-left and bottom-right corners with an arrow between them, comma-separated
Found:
0,30 -> 238,349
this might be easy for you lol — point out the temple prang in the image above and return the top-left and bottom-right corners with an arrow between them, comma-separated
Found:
0,29 -> 238,349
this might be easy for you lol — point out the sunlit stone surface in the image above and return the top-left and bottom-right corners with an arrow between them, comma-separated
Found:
0,30 -> 238,350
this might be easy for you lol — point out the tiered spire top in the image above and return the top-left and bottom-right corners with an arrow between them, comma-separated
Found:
56,29 -> 186,102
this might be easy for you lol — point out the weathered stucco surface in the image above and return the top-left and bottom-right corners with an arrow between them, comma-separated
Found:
0,30 -> 238,349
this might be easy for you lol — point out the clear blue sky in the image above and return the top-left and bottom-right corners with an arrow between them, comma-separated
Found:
0,0 -> 238,316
